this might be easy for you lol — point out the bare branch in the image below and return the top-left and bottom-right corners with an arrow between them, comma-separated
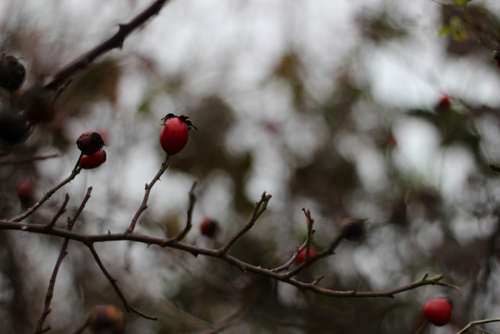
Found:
8,160 -> 81,223
0,153 -> 60,166
218,192 -> 272,255
456,318 -> 500,334
87,244 -> 157,320
33,187 -> 92,333
126,156 -> 169,234
172,181 -> 197,242
45,193 -> 70,230
45,0 -> 171,91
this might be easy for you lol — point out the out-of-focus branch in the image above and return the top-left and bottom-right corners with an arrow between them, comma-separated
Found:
0,153 -> 60,166
126,156 -> 169,234
172,181 -> 197,241
33,187 -> 92,334
45,194 -> 70,230
45,0 -> 171,91
456,317 -> 500,334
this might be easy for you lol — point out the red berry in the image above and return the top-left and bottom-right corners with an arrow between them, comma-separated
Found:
200,218 -> 218,238
294,246 -> 317,264
76,131 -> 105,155
435,95 -> 451,111
16,179 -> 34,201
79,149 -> 107,169
423,297 -> 452,326
88,305 -> 125,334
159,114 -> 194,155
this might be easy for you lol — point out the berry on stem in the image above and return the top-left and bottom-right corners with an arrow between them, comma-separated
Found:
77,131 -> 105,155
294,246 -> 317,264
159,114 -> 194,155
79,149 -> 107,169
423,297 -> 452,326
200,218 -> 218,238
88,305 -> 125,334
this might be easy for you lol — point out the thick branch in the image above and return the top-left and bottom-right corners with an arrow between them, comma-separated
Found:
45,0 -> 170,90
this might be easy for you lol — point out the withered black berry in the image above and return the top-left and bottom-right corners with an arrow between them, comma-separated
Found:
77,131 -> 105,155
0,104 -> 31,145
340,218 -> 366,241
0,54 -> 25,91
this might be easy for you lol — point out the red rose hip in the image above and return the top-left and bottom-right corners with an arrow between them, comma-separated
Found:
294,246 -> 317,264
16,179 -> 34,201
79,149 -> 107,169
423,297 -> 452,326
159,114 -> 194,155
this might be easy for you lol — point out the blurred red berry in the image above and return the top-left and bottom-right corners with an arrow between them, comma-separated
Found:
88,304 -> 125,334
423,297 -> 452,326
159,114 -> 194,155
435,95 -> 451,111
200,218 -> 218,238
16,178 -> 34,201
294,246 -> 317,264
77,131 -> 105,155
79,149 -> 107,169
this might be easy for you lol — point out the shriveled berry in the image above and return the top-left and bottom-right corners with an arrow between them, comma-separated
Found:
0,54 -> 25,91
159,114 -> 194,155
200,218 -> 218,238
294,246 -> 317,264
76,131 -> 104,155
340,218 -> 366,241
0,104 -> 31,145
423,297 -> 452,326
21,86 -> 55,123
79,149 -> 107,169
88,305 -> 125,334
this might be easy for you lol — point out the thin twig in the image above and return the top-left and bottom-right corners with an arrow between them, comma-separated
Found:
87,244 -> 157,320
8,160 -> 81,223
45,0 -> 171,90
218,192 -> 272,255
172,181 -> 197,241
33,188 -> 92,334
456,318 -> 500,334
0,153 -> 60,166
45,194 -> 70,230
126,155 -> 169,234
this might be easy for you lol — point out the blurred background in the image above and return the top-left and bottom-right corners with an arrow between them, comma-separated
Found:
2,0 -> 500,333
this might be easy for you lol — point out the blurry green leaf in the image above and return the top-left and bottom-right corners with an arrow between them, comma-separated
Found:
453,0 -> 471,6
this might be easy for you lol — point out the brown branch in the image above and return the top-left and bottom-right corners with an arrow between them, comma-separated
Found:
0,216 -> 457,300
45,0 -> 171,90
44,193 -> 70,230
218,192 -> 272,255
0,153 -> 60,166
33,187 -> 92,334
126,156 -> 169,234
172,181 -> 197,242
456,318 -> 500,334
7,160 -> 81,223
87,244 -> 156,320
